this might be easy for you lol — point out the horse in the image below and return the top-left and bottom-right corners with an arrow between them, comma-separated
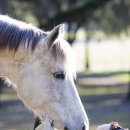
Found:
0,15 -> 89,130
97,122 -> 128,130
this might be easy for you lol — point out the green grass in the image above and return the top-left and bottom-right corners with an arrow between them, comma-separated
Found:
77,86 -> 128,96
118,73 -> 130,82
0,92 -> 17,101
77,71 -> 130,96
90,110 -> 130,130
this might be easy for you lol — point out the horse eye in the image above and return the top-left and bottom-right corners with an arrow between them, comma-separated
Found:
53,72 -> 65,80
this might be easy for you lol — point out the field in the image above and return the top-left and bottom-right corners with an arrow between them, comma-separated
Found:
0,71 -> 130,130
77,71 -> 130,130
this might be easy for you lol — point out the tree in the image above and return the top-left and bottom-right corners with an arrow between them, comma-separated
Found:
1,0 -> 130,41
0,0 -> 113,44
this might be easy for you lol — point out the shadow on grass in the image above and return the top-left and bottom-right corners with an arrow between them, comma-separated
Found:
77,71 -> 129,78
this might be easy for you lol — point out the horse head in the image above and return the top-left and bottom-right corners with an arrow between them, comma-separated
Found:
17,24 -> 89,130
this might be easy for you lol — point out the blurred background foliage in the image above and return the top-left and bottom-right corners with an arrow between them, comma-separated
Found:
1,0 -> 130,43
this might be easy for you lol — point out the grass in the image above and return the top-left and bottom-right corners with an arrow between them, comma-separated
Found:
77,86 -> 128,96
89,107 -> 130,130
76,71 -> 130,130
118,73 -> 130,82
76,71 -> 130,96
0,92 -> 17,101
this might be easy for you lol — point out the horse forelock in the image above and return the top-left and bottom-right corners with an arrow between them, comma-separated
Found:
0,15 -> 46,52
49,40 -> 76,78
51,41 -> 65,60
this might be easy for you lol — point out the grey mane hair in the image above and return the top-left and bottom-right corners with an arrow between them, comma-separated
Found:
0,76 -> 16,88
0,15 -> 46,52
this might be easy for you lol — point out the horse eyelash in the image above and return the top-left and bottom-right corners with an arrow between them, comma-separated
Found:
53,72 -> 65,80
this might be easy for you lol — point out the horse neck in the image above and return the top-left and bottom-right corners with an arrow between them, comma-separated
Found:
0,48 -> 27,84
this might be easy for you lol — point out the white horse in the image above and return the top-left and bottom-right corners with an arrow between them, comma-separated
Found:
97,122 -> 128,130
0,15 -> 89,130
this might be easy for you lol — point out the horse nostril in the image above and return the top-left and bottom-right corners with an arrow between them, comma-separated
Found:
82,125 -> 86,130
64,126 -> 68,130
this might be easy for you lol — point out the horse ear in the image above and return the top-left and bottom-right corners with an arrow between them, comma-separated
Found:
47,24 -> 64,48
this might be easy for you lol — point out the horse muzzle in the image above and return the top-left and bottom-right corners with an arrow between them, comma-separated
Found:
34,117 -> 89,130
64,121 -> 89,130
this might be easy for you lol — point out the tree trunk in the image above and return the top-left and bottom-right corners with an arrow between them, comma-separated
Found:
39,0 -> 113,30
126,70 -> 130,100
85,43 -> 89,71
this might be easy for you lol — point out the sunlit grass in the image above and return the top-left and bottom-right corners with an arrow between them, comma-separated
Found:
77,86 -> 128,96
118,73 -> 130,82
0,92 -> 17,101
76,71 -> 130,96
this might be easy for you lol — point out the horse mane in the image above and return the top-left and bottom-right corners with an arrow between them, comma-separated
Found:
0,15 -> 46,52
